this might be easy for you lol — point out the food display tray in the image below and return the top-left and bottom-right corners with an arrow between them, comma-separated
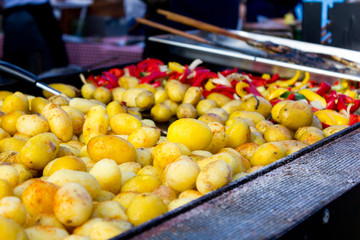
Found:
2,56 -> 360,239
147,30 -> 360,84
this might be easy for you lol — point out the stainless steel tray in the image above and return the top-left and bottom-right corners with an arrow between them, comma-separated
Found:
149,30 -> 360,83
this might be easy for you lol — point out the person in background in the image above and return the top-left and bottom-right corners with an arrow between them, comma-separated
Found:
241,0 -> 301,23
1,0 -> 68,75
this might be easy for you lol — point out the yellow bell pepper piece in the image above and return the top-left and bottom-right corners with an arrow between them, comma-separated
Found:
269,70 -> 301,88
262,73 -> 271,80
344,89 -> 357,99
268,88 -> 288,101
292,72 -> 310,90
314,109 -> 349,126
341,79 -> 350,90
168,62 -> 184,73
235,82 -> 249,98
298,89 -> 327,108
204,80 -> 216,91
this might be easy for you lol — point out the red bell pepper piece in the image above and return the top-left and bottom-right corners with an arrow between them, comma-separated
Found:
220,68 -> 238,77
192,71 -> 218,87
151,81 -> 162,88
179,66 -> 192,83
242,79 -> 263,97
315,81 -> 331,96
124,65 -> 137,77
270,99 -> 282,106
168,71 -> 183,80
108,68 -> 124,78
286,93 -> 296,100
349,113 -> 360,125
326,98 -> 337,110
102,71 -> 119,88
337,95 -> 347,111
231,80 -> 239,88
268,73 -> 279,83
350,100 -> 360,112
139,71 -> 167,84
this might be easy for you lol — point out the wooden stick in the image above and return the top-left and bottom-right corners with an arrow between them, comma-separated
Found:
136,17 -> 212,45
157,9 -> 252,43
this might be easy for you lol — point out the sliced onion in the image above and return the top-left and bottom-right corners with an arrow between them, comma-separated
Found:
189,59 -> 203,70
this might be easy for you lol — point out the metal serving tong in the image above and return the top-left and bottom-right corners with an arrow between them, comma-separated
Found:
0,60 -> 62,96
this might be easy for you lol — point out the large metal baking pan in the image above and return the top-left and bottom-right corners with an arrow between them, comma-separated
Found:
148,30 -> 360,83
2,61 -> 360,239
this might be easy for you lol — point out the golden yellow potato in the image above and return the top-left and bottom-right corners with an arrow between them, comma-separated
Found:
152,185 -> 177,206
127,126 -> 160,148
205,108 -> 229,122
127,193 -> 167,226
23,213 -> 65,229
165,80 -> 187,103
74,218 -> 132,240
196,160 -> 232,195
0,137 -> 26,152
0,127 -> 10,141
151,103 -> 173,122
87,135 -> 136,164
197,152 -> 239,174
2,110 -> 25,135
168,198 -> 193,211
251,132 -> 266,145
137,165 -> 162,181
297,131 -> 324,145
235,143 -> 259,161
135,90 -> 154,109
54,183 -> 93,227
226,119 -> 251,148
196,99 -> 217,116
119,162 -> 142,174
93,87 -> 112,104
43,83 -> 79,98
25,226 -> 68,240
48,94 -> 70,106
19,132 -> 59,170
111,87 -> 126,103
60,106 -> 85,135
176,103 -> 197,119
182,86 -> 202,106
118,75 -> 139,89
250,142 -> 287,166
0,165 -> 18,188
277,100 -> 314,130
0,179 -> 13,199
43,156 -> 86,177
277,140 -> 309,155
205,122 -> 228,154
110,113 -> 142,135
0,196 -> 27,226
0,215 -> 28,240
63,235 -> 91,240
167,118 -> 213,151
165,157 -> 200,192
295,126 -> 323,140
240,94 -> 272,118
69,98 -> 97,114
13,179 -> 36,199
135,148 -> 153,167
81,83 -> 96,99
153,142 -> 182,170
162,99 -> 178,116
91,201 -> 127,221
178,189 -> 203,200
16,114 -> 49,137
113,191 -> 140,210
0,90 -> 12,101
271,100 -> 291,122
22,179 -> 59,217
30,97 -> 49,114
121,175 -> 161,193
229,110 -> 265,125
206,92 -> 231,107
255,120 -> 274,134
49,169 -> 100,199
82,105 -> 109,144
218,148 -> 248,173
323,125 -> 348,138
121,171 -> 136,185
198,113 -> 225,125
93,190 -> 115,202
221,100 -> 242,115
11,163 -> 33,184
41,103 -> 73,142
154,88 -> 168,104
106,101 -> 127,119
136,83 -> 156,94
263,124 -> 292,142
89,159 -> 122,194
232,172 -> 248,182
2,92 -> 29,114
122,88 -> 147,108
